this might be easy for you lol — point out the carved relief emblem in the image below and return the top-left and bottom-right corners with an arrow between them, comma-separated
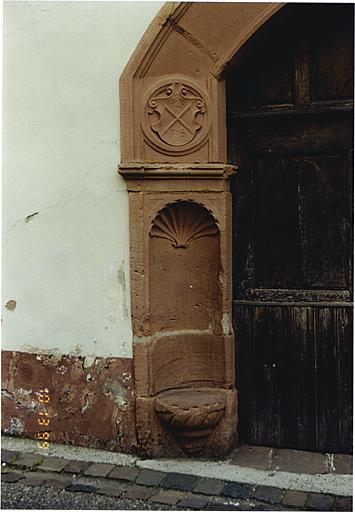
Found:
142,78 -> 210,155
150,201 -> 219,249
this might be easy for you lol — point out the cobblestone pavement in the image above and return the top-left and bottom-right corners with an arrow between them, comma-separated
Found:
1,449 -> 352,511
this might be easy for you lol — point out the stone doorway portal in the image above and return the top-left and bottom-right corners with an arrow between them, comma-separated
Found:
119,2 -> 353,458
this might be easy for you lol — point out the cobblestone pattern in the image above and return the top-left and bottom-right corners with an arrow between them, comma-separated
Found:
1,450 -> 352,511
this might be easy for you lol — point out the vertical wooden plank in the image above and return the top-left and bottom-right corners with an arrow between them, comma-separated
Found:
315,307 -> 353,453
235,304 -> 319,450
254,157 -> 300,288
294,40 -> 311,105
299,154 -> 350,289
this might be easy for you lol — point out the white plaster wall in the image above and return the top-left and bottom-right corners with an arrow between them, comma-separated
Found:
3,1 -> 164,358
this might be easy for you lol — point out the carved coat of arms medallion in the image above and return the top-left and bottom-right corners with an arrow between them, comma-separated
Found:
142,79 -> 210,155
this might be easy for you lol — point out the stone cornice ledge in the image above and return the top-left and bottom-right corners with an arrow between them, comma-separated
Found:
118,162 -> 237,180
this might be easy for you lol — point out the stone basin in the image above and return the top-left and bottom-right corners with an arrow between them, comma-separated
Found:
154,387 -> 227,455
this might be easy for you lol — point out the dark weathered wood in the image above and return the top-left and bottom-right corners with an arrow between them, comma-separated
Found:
231,100 -> 354,120
235,301 -> 353,308
235,304 -> 353,452
228,3 -> 353,453
234,288 -> 351,303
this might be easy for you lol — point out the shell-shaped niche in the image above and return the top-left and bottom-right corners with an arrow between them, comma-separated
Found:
150,201 -> 219,249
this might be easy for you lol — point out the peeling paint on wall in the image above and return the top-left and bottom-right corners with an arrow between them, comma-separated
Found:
1,350 -> 137,452
3,416 -> 24,436
117,262 -> 129,320
5,300 -> 17,311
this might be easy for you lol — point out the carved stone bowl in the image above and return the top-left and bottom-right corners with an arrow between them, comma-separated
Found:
155,387 -> 227,455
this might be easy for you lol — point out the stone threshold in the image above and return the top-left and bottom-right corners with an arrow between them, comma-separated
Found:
1,435 -> 352,511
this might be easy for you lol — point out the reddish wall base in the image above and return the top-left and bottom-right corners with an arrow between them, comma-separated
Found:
1,351 -> 137,452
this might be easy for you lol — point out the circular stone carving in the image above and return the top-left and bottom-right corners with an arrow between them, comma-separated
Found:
142,79 -> 211,155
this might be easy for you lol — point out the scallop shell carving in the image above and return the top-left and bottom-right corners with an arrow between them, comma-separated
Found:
150,201 -> 219,249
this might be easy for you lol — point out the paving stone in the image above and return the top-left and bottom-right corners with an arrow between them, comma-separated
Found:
73,476 -> 101,487
108,465 -> 139,482
333,454 -> 353,475
39,456 -> 68,473
1,449 -> 19,464
96,481 -> 128,498
14,453 -> 44,469
333,497 -> 353,511
230,445 -> 273,471
273,449 -> 327,474
307,493 -> 334,511
178,494 -> 209,509
63,460 -> 91,474
22,473 -> 47,486
222,482 -> 250,499
249,501 -> 285,511
194,477 -> 224,496
44,474 -> 74,489
150,489 -> 186,505
1,471 -> 25,483
135,468 -> 167,487
66,483 -> 97,493
206,498 -> 243,511
161,472 -> 198,491
83,462 -> 115,478
123,485 -> 156,501
251,486 -> 284,504
282,489 -> 308,508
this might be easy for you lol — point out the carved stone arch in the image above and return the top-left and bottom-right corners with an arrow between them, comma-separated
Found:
118,2 -> 284,457
119,2 -> 284,163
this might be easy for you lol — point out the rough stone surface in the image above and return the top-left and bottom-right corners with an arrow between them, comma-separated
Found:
14,453 -> 44,469
1,449 -> 19,464
333,497 -> 353,511
1,471 -> 25,483
206,498 -> 245,511
150,490 -> 185,505
22,473 -> 47,486
230,445 -> 273,471
96,481 -> 128,497
123,485 -> 156,501
1,481 -> 178,510
136,469 -> 167,487
64,460 -> 91,474
66,483 -> 97,493
307,493 -> 334,511
282,490 -> 308,508
273,449 -> 327,475
251,486 -> 284,504
178,494 -> 209,509
161,472 -> 198,492
43,474 -> 73,489
333,454 -> 352,475
108,465 -> 139,481
39,456 -> 68,472
222,482 -> 250,499
194,477 -> 224,496
84,463 -> 115,478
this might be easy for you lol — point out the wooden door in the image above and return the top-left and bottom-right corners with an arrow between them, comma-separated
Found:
227,4 -> 353,453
